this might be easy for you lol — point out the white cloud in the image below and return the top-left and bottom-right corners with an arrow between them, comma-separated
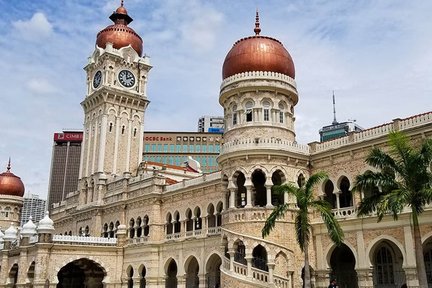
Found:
27,78 -> 57,94
12,12 -> 53,41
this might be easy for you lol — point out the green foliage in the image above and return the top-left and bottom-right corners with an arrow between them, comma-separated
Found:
354,131 -> 432,220
262,171 -> 344,251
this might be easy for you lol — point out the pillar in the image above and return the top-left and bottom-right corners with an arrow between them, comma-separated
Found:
245,255 -> 253,277
245,185 -> 252,208
229,188 -> 236,208
228,250 -> 235,272
268,262 -> 275,284
265,184 -> 273,207
355,268 -> 374,288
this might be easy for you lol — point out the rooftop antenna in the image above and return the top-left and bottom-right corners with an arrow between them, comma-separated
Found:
332,90 -> 338,125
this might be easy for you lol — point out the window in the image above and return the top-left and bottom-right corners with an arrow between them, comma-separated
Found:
157,144 -> 162,152
183,145 -> 188,152
233,113 -> 237,125
163,144 -> 168,152
279,111 -> 284,123
144,144 -> 150,152
245,101 -> 254,122
264,109 -> 269,121
151,144 -> 156,151
170,144 -> 174,152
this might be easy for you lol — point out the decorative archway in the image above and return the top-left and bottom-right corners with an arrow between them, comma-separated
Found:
252,169 -> 266,207
57,258 -> 106,288
9,263 -> 19,287
165,259 -> 178,288
371,240 -> 406,287
206,253 -> 222,288
329,244 -> 358,288
185,256 -> 199,288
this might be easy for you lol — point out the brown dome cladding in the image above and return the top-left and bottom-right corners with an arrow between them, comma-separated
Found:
0,161 -> 25,197
222,12 -> 295,80
96,3 -> 143,56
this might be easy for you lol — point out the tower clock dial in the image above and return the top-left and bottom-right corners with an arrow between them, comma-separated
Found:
118,70 -> 136,88
93,70 -> 102,88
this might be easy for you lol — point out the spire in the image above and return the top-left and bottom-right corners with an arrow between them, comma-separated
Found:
6,158 -> 11,172
121,0 -> 124,6
254,9 -> 261,35
332,91 -> 338,125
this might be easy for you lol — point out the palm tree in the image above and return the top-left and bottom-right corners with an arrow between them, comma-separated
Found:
262,171 -> 344,288
354,131 -> 432,287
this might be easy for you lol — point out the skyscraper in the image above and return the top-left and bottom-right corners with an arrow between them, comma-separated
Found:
47,131 -> 82,211
20,193 -> 46,226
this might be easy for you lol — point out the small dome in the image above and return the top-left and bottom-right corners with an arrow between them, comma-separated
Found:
222,12 -> 295,80
21,216 -> 37,237
96,2 -> 143,56
0,160 -> 25,197
4,223 -> 18,241
37,211 -> 55,234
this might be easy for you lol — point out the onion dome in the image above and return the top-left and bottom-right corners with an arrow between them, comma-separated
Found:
222,11 -> 295,80
37,211 -> 55,234
4,223 -> 18,242
21,216 -> 37,237
96,1 -> 143,56
0,159 -> 25,197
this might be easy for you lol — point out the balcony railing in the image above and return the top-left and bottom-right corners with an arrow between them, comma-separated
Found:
332,207 -> 356,219
53,235 -> 117,246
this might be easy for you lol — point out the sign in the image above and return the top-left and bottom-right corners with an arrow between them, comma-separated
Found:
144,136 -> 173,142
54,132 -> 83,142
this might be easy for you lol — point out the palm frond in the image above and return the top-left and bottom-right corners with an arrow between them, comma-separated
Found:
262,203 -> 290,238
312,199 -> 344,245
304,172 -> 328,198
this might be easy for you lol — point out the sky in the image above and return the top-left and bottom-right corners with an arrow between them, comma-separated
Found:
0,0 -> 431,199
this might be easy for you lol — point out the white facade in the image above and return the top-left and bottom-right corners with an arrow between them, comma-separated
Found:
20,193 -> 46,226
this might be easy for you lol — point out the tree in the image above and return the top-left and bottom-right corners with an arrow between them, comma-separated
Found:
262,172 -> 344,288
354,131 -> 432,287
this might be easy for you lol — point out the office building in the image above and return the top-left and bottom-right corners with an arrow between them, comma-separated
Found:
198,116 -> 224,133
20,193 -> 46,226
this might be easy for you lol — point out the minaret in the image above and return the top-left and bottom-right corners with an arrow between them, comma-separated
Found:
79,1 -> 152,202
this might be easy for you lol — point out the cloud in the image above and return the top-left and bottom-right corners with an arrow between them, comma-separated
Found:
27,78 -> 57,94
12,12 -> 53,41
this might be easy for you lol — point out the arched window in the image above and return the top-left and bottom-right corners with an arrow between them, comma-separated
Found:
252,169 -> 267,207
129,218 -> 135,239
232,105 -> 238,125
216,202 -> 223,227
194,207 -> 202,230
375,245 -> 395,285
234,240 -> 247,265
109,222 -> 114,238
103,223 -> 108,238
262,100 -> 271,121
324,180 -> 336,209
143,215 -> 150,237
174,212 -> 181,234
127,267 -> 134,288
252,245 -> 268,271
136,217 -> 142,238
245,101 -> 254,122
297,173 -> 305,188
235,172 -> 247,208
166,213 -> 173,235
207,204 -> 215,228
339,177 -> 353,208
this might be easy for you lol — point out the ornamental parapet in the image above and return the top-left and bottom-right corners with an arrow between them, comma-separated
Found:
221,137 -> 310,155
52,235 -> 117,246
220,71 -> 297,90
310,111 -> 432,154
164,171 -> 220,193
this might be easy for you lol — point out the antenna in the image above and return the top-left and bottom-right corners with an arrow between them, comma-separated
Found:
332,90 -> 338,125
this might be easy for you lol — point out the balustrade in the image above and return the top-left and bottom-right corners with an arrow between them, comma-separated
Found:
332,206 -> 356,219
52,235 -> 117,245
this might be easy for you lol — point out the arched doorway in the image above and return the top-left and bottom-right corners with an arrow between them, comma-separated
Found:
9,263 -> 19,288
252,169 -> 266,207
166,259 -> 178,288
139,265 -> 146,288
185,257 -> 199,288
206,254 -> 221,288
28,261 -> 36,287
329,244 -> 358,288
372,240 -> 406,287
271,170 -> 285,206
57,258 -> 106,288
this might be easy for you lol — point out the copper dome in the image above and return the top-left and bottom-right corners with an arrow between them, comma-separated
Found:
96,2 -> 143,56
222,12 -> 295,80
0,160 -> 25,197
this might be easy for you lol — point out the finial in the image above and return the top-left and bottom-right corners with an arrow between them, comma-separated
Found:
332,91 -> 338,125
254,9 -> 261,35
7,158 -> 11,172
121,0 -> 124,7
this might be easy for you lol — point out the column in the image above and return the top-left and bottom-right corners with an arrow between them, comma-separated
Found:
91,120 -> 98,174
85,123 -> 92,177
355,268 -> 374,288
335,191 -> 341,209
245,255 -> 253,277
267,263 -> 275,284
245,185 -> 252,208
229,188 -> 236,208
138,122 -> 144,164
228,250 -> 235,272
265,184 -> 273,207
112,116 -> 120,175
125,119 -> 132,173
97,114 -> 108,173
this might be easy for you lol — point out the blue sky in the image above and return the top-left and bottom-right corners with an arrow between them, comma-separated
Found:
0,0 -> 431,199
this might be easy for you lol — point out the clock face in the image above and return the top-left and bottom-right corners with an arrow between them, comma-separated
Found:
93,71 -> 102,88
118,70 -> 136,88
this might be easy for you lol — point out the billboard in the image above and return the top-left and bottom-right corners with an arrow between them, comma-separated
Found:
54,132 -> 83,143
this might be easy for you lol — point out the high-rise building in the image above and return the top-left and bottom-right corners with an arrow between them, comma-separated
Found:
143,131 -> 222,172
47,131 -> 82,211
20,193 -> 46,226
198,115 -> 224,133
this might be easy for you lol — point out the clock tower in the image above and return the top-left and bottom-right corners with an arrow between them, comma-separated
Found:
79,2 -> 151,203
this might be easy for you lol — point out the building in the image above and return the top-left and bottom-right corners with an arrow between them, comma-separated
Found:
20,193 -> 46,227
143,131 -> 222,172
319,120 -> 363,142
0,3 -> 432,288
47,130 -> 82,211
198,116 -> 224,133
